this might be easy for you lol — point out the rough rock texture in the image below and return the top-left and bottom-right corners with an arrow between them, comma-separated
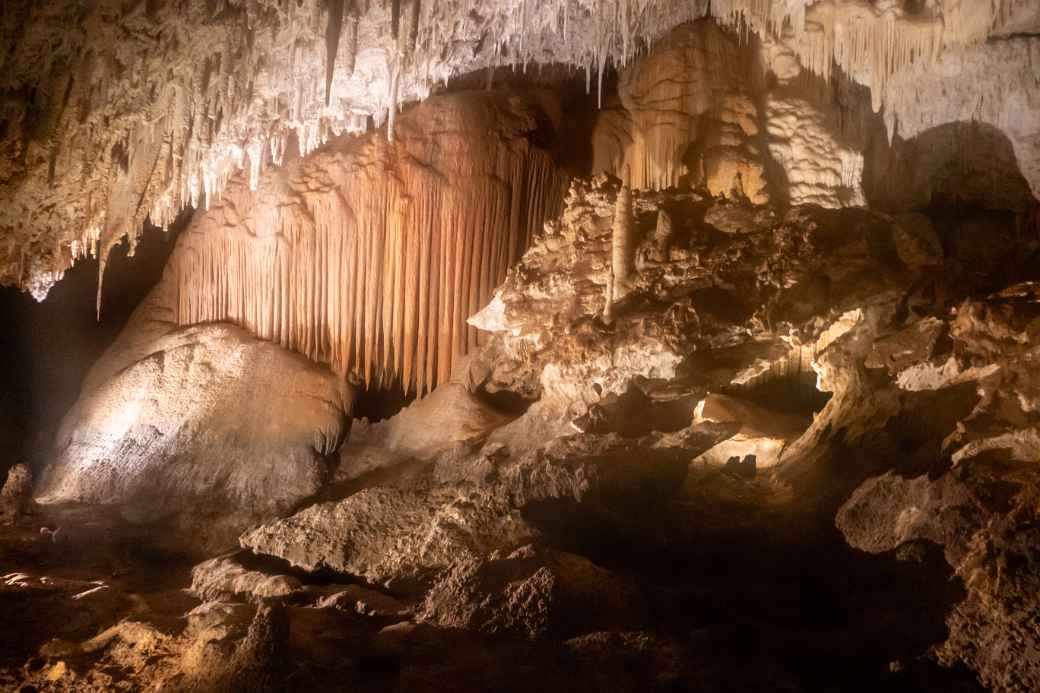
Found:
241,420 -> 734,586
7,163 -> 1040,691
241,483 -> 536,586
836,286 -> 1040,693
0,463 -> 33,524
418,545 -> 642,639
840,462 -> 1040,693
36,322 -> 351,551
470,174 -> 921,416
190,553 -> 302,604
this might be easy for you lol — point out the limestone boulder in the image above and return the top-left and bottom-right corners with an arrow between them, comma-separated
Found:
418,545 -> 642,639
37,322 -> 352,552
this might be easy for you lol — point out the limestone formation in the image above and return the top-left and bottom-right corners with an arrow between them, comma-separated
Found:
190,554 -> 303,604
591,21 -> 770,201
418,545 -> 642,639
3,6 -> 1040,692
132,91 -> 567,395
692,394 -> 806,468
241,420 -> 735,586
36,322 -> 352,551
4,2 -> 1036,300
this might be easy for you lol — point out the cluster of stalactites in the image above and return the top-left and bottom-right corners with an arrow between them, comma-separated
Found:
74,0 -> 716,310
713,0 -> 1026,113
168,136 -> 566,396
12,0 -> 1025,304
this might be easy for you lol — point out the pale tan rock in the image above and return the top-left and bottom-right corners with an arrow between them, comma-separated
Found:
190,554 -> 303,603
591,21 -> 770,203
242,419 -> 736,585
36,322 -> 352,552
418,546 -> 642,639
693,394 -> 807,468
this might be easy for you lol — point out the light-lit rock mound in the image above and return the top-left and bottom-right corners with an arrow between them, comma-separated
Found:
340,382 -> 516,474
36,322 -> 351,551
418,544 -> 643,639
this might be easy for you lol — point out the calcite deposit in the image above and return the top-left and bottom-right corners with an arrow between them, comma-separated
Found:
3,1 -> 1037,299
3,4 -> 1040,693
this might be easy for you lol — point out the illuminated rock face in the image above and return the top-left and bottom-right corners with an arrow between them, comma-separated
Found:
5,5 -> 1040,690
36,321 -> 352,551
837,289 -> 1040,691
471,177 -> 923,416
11,160 -> 1040,690
591,21 -> 770,202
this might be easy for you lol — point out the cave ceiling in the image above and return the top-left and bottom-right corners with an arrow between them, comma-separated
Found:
0,0 -> 1037,301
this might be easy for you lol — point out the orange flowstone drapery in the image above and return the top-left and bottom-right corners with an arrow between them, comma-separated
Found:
167,93 -> 567,396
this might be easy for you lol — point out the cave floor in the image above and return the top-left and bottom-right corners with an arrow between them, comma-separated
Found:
1,469 -> 988,693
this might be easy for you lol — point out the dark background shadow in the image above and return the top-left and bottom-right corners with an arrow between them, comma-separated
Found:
0,211 -> 189,480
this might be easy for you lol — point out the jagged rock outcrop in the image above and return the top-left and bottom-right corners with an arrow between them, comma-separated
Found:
470,174 -> 924,421
241,420 -> 735,586
36,322 -> 352,552
835,286 -> 1040,693
840,461 -> 1040,693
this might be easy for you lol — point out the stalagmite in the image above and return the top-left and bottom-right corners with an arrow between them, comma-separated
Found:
648,208 -> 673,262
611,168 -> 636,303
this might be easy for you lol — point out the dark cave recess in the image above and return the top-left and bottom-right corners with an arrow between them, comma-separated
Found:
0,210 -> 190,478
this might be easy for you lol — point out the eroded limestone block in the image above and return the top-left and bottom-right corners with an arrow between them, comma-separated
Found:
37,323 -> 352,551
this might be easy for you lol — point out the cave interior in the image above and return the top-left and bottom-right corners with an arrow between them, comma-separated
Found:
2,1 -> 1040,692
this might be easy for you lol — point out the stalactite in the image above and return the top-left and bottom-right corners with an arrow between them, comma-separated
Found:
167,96 -> 567,395
325,0 -> 346,106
